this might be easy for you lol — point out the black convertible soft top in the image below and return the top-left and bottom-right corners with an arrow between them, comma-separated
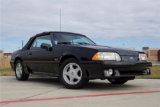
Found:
22,31 -> 86,50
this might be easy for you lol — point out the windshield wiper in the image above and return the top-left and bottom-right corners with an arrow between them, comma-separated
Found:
58,42 -> 71,44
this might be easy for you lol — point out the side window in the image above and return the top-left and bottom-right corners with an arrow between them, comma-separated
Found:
30,35 -> 52,49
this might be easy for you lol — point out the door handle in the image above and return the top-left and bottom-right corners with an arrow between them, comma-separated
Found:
28,52 -> 32,55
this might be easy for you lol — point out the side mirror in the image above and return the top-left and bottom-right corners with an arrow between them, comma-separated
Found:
40,43 -> 52,51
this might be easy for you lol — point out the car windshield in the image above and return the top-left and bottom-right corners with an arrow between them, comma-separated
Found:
52,33 -> 96,45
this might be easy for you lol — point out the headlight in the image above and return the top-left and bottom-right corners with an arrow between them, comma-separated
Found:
92,52 -> 121,61
139,54 -> 147,61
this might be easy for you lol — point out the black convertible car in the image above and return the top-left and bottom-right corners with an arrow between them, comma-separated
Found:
10,31 -> 152,89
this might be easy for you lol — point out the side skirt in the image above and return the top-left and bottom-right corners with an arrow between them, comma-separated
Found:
32,71 -> 58,77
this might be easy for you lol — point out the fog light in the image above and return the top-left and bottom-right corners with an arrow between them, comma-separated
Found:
147,69 -> 150,73
108,69 -> 113,75
104,69 -> 113,76
143,70 -> 147,74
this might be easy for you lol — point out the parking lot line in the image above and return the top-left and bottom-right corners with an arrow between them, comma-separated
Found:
1,90 -> 160,104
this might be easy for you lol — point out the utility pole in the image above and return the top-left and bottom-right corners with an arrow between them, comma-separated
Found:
22,40 -> 23,48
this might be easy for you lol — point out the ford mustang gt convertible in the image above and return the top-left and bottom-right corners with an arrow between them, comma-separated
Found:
10,31 -> 152,89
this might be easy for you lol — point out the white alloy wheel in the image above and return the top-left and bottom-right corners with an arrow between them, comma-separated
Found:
63,63 -> 82,85
16,63 -> 22,78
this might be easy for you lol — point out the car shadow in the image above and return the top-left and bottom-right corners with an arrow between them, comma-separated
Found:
27,76 -> 62,87
24,76 -> 139,91
84,80 -> 138,91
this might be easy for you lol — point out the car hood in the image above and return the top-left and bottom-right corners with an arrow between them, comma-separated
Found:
78,45 -> 139,56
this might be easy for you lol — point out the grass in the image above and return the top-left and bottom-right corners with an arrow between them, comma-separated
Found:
0,68 -> 14,76
0,57 -> 14,76
137,66 -> 160,79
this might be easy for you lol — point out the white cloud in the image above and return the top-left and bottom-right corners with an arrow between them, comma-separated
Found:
1,0 -> 160,39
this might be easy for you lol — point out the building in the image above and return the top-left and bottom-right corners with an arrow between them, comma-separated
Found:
3,53 -> 12,58
0,50 -> 12,58
143,48 -> 160,61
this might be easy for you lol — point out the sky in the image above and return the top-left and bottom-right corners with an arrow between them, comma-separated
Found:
0,0 -> 160,52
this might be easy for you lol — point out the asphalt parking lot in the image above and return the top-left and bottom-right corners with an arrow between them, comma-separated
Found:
0,76 -> 160,107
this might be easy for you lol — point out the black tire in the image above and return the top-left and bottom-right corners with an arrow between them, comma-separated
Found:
59,58 -> 88,89
108,78 -> 128,84
15,60 -> 29,81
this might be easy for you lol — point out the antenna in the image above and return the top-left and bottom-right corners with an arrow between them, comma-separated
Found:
60,8 -> 61,32
60,8 -> 62,44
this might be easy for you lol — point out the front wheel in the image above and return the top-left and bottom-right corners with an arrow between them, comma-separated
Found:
15,60 -> 29,80
108,78 -> 128,84
59,58 -> 88,89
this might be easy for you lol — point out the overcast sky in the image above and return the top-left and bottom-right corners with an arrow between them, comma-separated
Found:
0,0 -> 160,52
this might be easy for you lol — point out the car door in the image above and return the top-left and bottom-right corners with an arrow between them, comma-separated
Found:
26,34 -> 55,73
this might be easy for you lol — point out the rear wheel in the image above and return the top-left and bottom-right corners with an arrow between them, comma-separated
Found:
59,58 -> 88,89
108,78 -> 128,84
15,60 -> 29,80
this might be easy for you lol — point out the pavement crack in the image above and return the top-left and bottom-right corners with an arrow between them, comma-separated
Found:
0,87 -> 63,106
20,87 -> 63,100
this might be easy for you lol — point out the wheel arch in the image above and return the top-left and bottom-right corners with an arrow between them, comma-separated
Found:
14,57 -> 23,70
59,54 -> 79,67
14,57 -> 29,74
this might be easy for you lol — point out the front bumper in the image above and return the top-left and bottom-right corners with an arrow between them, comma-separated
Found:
81,61 -> 152,79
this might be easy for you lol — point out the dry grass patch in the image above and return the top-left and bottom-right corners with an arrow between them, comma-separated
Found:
0,58 -> 14,76
0,58 -> 11,69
